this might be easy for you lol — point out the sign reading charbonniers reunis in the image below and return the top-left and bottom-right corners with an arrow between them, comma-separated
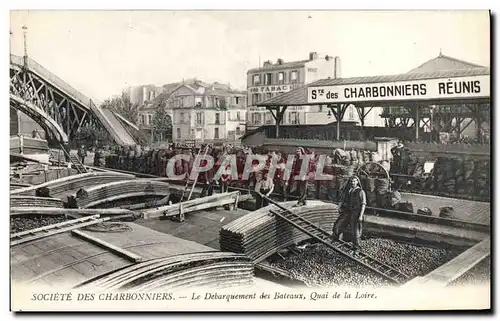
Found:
307,75 -> 490,104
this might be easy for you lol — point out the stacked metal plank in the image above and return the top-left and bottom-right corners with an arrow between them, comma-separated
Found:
72,179 -> 170,209
76,252 -> 254,291
10,172 -> 135,198
10,195 -> 63,208
219,200 -> 338,262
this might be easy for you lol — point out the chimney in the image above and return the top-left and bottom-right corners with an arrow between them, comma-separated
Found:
334,56 -> 342,79
309,52 -> 318,61
263,60 -> 272,67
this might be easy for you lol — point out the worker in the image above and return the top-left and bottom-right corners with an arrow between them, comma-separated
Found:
331,175 -> 366,256
257,171 -> 274,209
292,147 -> 309,207
390,141 -> 404,173
201,177 -> 218,197
77,145 -> 87,164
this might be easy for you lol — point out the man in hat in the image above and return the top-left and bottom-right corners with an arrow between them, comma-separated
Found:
256,170 -> 274,209
331,175 -> 366,256
390,140 -> 405,173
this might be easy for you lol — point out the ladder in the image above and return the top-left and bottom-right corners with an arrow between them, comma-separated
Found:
180,145 -> 209,202
59,143 -> 88,174
263,195 -> 410,285
10,215 -> 103,246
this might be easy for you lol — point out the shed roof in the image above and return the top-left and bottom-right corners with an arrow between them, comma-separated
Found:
256,67 -> 490,107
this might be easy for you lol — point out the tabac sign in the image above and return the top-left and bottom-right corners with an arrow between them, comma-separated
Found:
307,75 -> 490,104
249,85 -> 294,94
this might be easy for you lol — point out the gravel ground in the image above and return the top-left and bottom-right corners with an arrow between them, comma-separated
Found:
447,257 -> 491,287
268,238 -> 462,288
10,215 -> 68,234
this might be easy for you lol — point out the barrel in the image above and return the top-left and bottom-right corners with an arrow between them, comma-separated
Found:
374,178 -> 390,193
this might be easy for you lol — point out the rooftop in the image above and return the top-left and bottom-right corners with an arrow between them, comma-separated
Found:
408,52 -> 486,73
247,52 -> 334,73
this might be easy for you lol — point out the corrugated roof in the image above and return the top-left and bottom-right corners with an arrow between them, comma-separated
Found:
247,59 -> 310,73
256,67 -> 490,106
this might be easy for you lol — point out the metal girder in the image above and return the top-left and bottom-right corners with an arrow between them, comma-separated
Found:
9,64 -> 107,146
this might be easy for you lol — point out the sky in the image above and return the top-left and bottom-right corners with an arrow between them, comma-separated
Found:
10,10 -> 490,102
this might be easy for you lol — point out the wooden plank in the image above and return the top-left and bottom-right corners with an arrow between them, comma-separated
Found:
11,217 -> 106,246
10,215 -> 100,238
143,192 -> 239,219
71,229 -> 143,263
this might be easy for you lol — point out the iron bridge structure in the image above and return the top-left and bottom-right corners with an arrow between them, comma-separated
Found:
10,54 -> 140,149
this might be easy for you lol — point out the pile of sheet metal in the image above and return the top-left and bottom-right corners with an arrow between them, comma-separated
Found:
10,195 -> 64,208
70,179 -> 170,209
10,172 -> 135,199
219,201 -> 338,262
75,252 -> 254,291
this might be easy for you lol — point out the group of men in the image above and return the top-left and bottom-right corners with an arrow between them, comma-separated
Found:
99,142 -> 367,254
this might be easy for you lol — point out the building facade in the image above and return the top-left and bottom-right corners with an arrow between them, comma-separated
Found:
246,52 -> 341,130
171,81 -> 247,142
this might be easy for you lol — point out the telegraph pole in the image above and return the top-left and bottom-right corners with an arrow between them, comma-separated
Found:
9,30 -> 13,63
22,25 -> 28,68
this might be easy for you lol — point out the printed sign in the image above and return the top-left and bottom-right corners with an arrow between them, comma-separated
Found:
249,85 -> 294,94
307,75 -> 490,103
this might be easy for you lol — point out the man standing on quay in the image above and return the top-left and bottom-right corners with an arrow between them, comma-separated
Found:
331,175 -> 366,256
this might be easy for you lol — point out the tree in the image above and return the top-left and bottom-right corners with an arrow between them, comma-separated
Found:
74,124 -> 110,148
152,102 -> 172,142
101,92 -> 139,124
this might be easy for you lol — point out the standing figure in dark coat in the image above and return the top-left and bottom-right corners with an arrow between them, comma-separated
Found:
331,175 -> 367,256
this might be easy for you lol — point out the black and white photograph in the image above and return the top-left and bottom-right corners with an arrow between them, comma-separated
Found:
8,9 -> 491,311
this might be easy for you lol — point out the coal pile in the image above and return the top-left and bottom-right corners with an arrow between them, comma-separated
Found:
447,257 -> 491,287
267,238 -> 461,287
10,215 -> 68,234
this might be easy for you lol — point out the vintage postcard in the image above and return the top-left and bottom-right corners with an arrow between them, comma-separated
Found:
9,10 -> 491,312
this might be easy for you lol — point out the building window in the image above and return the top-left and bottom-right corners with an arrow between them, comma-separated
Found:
291,70 -> 299,83
265,73 -> 272,85
214,127 -> 219,139
147,114 -> 152,125
289,112 -> 299,124
236,111 -> 241,121
195,96 -> 202,107
235,97 -> 240,105
176,127 -> 181,139
253,74 -> 260,85
266,93 -> 272,101
196,112 -> 202,125
215,113 -> 220,124
278,72 -> 284,84
180,112 -> 184,123
252,93 -> 259,105
179,97 -> 184,107
236,127 -> 241,135
141,114 -> 145,124
265,113 -> 272,124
